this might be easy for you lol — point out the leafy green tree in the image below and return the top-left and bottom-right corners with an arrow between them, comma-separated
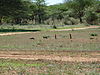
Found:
65,0 -> 96,23
84,0 -> 100,24
31,0 -> 46,24
85,11 -> 98,24
0,0 -> 31,24
46,4 -> 68,25
13,0 -> 32,24
0,0 -> 99,25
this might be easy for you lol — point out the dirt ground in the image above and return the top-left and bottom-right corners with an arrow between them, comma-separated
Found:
0,50 -> 100,62
52,25 -> 100,31
0,26 -> 99,36
0,26 -> 100,62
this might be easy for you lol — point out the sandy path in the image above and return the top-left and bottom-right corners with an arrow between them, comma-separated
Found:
0,51 -> 100,62
51,26 -> 100,31
0,55 -> 99,62
0,32 -> 33,36
0,26 -> 99,36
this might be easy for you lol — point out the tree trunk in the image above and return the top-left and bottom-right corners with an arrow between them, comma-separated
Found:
0,16 -> 3,25
38,14 -> 42,24
35,15 -> 39,24
79,17 -> 83,23
14,18 -> 22,24
0,19 -> 2,25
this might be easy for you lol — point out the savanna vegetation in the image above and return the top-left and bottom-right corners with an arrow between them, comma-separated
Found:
0,28 -> 100,50
0,0 -> 100,26
0,59 -> 99,75
0,0 -> 100,75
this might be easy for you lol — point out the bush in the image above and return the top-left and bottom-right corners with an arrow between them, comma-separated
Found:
90,33 -> 98,36
84,8 -> 98,25
52,25 -> 57,29
64,17 -> 79,25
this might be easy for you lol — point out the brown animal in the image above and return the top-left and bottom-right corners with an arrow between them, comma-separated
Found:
43,36 -> 50,39
90,37 -> 94,39
30,37 -> 35,40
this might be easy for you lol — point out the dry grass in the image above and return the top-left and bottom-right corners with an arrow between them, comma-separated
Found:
0,28 -> 100,51
0,59 -> 99,75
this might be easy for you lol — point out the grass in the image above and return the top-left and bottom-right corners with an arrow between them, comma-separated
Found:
0,28 -> 100,51
0,25 -> 47,33
0,25 -> 41,33
53,25 -> 86,30
0,25 -> 99,75
0,25 -> 87,33
0,29 -> 40,32
0,59 -> 99,75
0,62 -> 41,67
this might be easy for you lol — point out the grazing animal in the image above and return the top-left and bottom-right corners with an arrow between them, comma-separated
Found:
43,36 -> 50,39
90,37 -> 94,39
30,37 -> 35,40
72,29 -> 74,31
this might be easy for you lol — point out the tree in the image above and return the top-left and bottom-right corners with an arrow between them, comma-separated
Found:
31,0 -> 46,24
0,0 -> 30,24
84,0 -> 100,24
46,4 -> 68,25
12,0 -> 32,24
65,0 -> 96,23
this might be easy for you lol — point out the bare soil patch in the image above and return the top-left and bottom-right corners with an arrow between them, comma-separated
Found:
0,32 -> 33,36
0,51 -> 99,62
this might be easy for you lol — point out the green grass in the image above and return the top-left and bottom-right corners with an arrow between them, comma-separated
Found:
54,25 -> 86,30
0,62 -> 41,67
0,25 -> 87,33
0,25 -> 99,75
0,59 -> 43,67
0,59 -> 99,75
0,28 -> 100,51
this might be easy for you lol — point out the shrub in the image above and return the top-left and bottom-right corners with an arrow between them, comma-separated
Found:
43,36 -> 50,39
52,25 -> 57,29
90,33 -> 98,36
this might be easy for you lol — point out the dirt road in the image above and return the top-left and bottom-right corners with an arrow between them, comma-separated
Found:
52,26 -> 100,31
0,26 -> 99,36
0,51 -> 100,62
0,32 -> 33,36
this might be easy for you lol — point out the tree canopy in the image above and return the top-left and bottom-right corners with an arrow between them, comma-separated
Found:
0,0 -> 100,25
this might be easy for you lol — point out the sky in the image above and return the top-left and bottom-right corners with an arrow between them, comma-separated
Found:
46,0 -> 63,5
32,0 -> 63,5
